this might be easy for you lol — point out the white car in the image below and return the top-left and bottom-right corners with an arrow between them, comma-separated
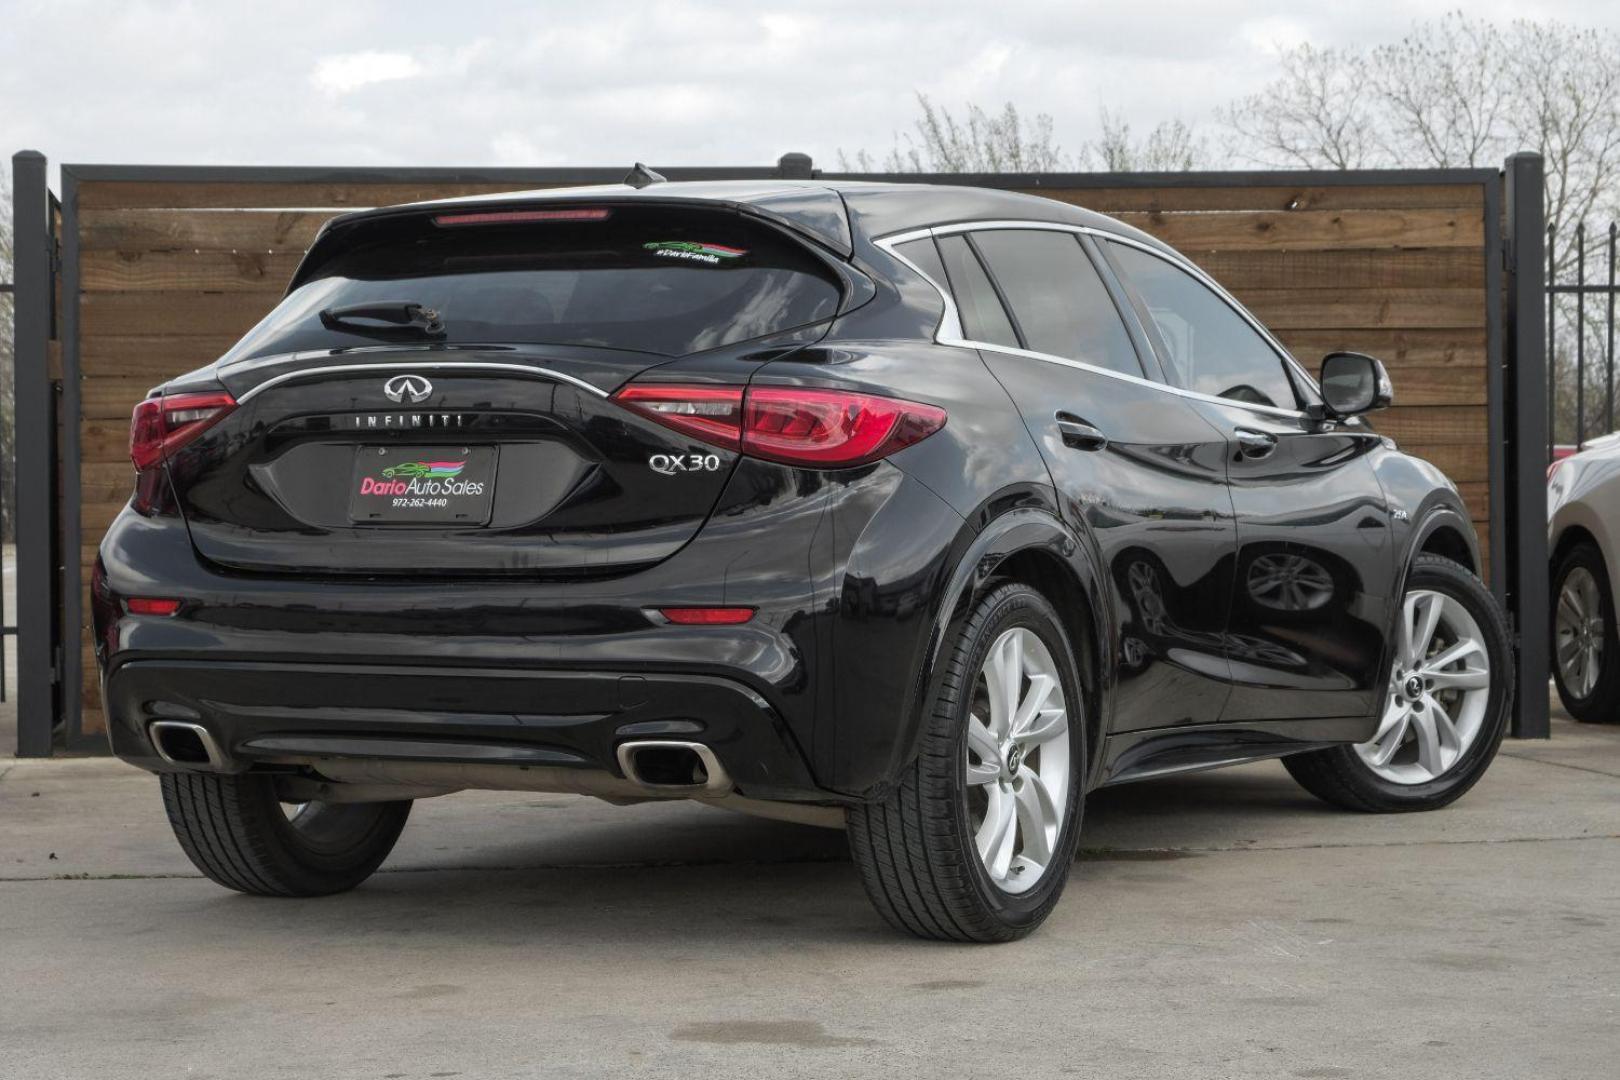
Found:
1548,432 -> 1620,722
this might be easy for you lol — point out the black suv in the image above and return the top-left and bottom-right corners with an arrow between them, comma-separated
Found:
94,179 -> 1511,941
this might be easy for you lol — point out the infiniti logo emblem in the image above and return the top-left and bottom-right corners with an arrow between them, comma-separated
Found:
383,374 -> 433,404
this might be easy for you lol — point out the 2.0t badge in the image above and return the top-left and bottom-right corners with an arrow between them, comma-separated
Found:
383,374 -> 433,404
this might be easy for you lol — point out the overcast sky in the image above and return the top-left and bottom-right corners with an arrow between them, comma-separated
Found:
4,0 -> 1620,176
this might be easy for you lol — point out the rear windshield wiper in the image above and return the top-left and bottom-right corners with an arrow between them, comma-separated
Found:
319,302 -> 445,337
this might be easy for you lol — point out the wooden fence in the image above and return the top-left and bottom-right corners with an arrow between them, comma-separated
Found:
58,163 -> 1502,739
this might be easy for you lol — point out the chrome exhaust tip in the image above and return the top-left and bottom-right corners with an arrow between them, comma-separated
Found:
616,740 -> 732,795
148,721 -> 229,771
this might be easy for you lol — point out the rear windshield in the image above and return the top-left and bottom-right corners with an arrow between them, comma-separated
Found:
220,205 -> 843,362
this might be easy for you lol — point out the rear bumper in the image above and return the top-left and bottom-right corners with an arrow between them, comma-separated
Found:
104,658 -> 821,801
93,457 -> 976,799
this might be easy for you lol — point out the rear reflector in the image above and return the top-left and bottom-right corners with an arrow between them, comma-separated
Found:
126,597 -> 181,616
613,384 -> 946,468
433,208 -> 613,226
130,391 -> 238,471
659,607 -> 755,625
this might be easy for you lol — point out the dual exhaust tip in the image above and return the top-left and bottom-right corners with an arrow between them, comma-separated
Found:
150,722 -> 732,797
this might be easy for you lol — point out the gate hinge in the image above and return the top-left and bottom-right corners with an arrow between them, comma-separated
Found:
49,646 -> 62,686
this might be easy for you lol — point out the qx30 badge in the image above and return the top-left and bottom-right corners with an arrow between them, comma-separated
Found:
383,374 -> 433,404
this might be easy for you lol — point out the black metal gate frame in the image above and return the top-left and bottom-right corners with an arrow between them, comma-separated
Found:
8,150 -> 1551,756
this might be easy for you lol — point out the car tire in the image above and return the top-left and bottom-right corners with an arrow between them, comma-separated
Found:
161,772 -> 411,896
1284,555 -> 1512,813
848,582 -> 1086,942
1551,540 -> 1620,724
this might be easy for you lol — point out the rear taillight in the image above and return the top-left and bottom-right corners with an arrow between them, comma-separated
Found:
613,384 -> 946,468
613,385 -> 745,449
130,391 -> 237,471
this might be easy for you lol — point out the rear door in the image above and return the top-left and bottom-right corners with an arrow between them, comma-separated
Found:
926,226 -> 1238,731
1102,239 -> 1397,720
164,203 -> 845,577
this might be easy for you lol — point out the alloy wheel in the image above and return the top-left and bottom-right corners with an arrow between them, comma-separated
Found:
1556,566 -> 1605,699
1356,589 -> 1492,784
964,627 -> 1071,894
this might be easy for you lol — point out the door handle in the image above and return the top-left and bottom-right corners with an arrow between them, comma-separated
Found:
1056,413 -> 1108,451
1234,428 -> 1278,459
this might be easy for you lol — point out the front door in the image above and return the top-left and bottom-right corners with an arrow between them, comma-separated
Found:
1102,239 -> 1397,722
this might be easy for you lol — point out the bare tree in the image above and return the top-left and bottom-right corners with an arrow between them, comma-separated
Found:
1219,44 -> 1379,170
838,95 -> 1073,173
1090,110 -> 1206,172
1369,13 -> 1513,169
1223,15 -> 1620,245
1510,21 -> 1620,251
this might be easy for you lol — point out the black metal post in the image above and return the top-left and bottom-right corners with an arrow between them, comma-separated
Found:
11,151 -> 58,756
1504,152 -> 1550,738
1577,226 -> 1587,448
1608,224 -> 1616,434
776,152 -> 814,179
56,167 -> 85,749
1547,226 -> 1557,456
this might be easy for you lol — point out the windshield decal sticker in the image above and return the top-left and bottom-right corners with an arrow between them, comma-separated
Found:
643,240 -> 747,265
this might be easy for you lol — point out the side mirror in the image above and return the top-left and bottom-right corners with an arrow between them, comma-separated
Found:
1319,352 -> 1393,418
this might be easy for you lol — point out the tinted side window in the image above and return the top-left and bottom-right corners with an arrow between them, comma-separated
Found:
971,230 -> 1143,378
936,235 -> 1020,349
893,236 -> 950,294
1107,241 -> 1297,409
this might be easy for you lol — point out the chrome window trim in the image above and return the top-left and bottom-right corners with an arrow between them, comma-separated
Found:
875,220 -> 1321,421
234,361 -> 611,403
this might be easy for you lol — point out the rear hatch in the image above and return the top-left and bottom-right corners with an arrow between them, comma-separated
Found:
164,202 -> 846,576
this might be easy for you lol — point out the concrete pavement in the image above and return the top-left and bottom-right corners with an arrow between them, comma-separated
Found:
2,716 -> 1617,1079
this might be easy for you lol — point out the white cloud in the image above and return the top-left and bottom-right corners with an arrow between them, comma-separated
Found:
1,0 -> 1617,176
310,50 -> 423,95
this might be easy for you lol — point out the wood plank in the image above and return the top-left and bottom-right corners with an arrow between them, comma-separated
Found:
82,291 -> 278,339
1237,288 -> 1484,330
1401,443 -> 1489,482
1029,183 -> 1486,214
1275,328 -> 1486,367
81,377 -> 158,420
82,498 -> 128,537
81,249 -> 302,293
82,334 -> 240,378
1190,249 -> 1485,291
84,462 -> 137,504
1377,366 -> 1487,406
1372,406 -> 1487,444
76,178 -> 1485,213
1109,209 -> 1483,251
80,208 -> 333,254
1454,482 -> 1488,521
78,179 -> 572,211
82,421 -> 134,464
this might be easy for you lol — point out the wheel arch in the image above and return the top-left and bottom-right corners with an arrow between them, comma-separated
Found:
1550,501 -> 1620,602
1376,503 -> 1484,711
1409,503 -> 1480,577
921,508 -> 1110,790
